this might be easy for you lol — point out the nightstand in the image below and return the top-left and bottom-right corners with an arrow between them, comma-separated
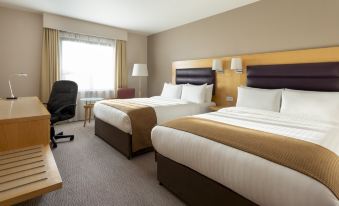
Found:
208,105 -> 228,112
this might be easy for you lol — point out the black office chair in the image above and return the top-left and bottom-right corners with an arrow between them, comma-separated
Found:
47,80 -> 78,148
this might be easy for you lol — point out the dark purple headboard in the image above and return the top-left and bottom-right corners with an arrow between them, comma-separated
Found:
247,62 -> 339,91
176,68 -> 216,94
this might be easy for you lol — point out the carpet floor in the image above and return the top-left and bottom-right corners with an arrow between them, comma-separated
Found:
19,121 -> 184,206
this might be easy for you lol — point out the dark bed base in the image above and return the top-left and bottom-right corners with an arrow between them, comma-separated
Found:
95,117 -> 153,159
156,153 -> 257,206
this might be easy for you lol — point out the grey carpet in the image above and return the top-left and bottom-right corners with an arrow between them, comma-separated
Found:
19,121 -> 184,206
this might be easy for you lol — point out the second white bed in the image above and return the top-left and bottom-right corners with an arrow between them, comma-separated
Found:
151,107 -> 339,206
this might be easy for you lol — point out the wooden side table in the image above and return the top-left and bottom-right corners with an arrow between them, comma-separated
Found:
80,97 -> 104,127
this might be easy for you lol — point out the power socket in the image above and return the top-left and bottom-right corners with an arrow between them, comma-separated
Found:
226,96 -> 234,102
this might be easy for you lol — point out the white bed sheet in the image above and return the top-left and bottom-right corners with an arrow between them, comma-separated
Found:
93,96 -> 215,134
151,107 -> 339,206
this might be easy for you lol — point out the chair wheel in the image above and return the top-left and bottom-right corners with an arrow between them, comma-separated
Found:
70,136 -> 74,141
52,143 -> 57,148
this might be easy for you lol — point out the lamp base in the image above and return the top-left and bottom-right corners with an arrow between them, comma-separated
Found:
6,96 -> 18,100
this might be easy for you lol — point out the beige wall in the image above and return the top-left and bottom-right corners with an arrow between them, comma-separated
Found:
0,7 -> 42,98
0,6 -> 147,99
147,0 -> 339,96
126,33 -> 148,97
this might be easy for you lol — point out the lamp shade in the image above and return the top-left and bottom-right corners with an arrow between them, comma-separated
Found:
230,58 -> 243,73
212,59 -> 223,72
132,64 -> 148,77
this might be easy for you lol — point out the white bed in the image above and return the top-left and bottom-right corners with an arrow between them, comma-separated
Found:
93,96 -> 215,134
151,107 -> 339,206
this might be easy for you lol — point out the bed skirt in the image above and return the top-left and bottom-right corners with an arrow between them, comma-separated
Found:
156,152 -> 257,206
94,117 -> 153,159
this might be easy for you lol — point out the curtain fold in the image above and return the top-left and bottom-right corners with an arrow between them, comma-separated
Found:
40,28 -> 60,103
115,40 -> 128,94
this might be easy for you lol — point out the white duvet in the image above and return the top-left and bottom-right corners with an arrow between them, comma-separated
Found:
93,96 -> 215,134
151,107 -> 339,206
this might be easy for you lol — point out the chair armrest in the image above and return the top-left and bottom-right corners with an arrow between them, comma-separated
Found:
54,104 -> 77,115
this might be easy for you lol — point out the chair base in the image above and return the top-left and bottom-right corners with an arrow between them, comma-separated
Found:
50,127 -> 74,148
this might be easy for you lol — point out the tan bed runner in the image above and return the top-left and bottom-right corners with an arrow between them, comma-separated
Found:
162,117 -> 339,199
101,100 -> 157,152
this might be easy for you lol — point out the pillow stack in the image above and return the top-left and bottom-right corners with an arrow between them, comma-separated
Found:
236,86 -> 339,123
160,82 -> 214,103
160,83 -> 183,99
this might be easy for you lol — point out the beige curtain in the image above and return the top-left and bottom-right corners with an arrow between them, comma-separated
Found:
40,28 -> 60,103
115,40 -> 127,93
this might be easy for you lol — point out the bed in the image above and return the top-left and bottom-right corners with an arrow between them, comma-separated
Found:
151,62 -> 339,206
94,68 -> 216,159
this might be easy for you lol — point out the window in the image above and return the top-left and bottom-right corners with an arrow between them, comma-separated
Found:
60,32 -> 116,92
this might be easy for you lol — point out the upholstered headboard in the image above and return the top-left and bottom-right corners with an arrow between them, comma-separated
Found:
247,62 -> 339,91
176,68 -> 216,93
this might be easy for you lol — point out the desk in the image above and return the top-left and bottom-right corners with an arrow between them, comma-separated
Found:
0,97 -> 50,152
0,97 -> 62,205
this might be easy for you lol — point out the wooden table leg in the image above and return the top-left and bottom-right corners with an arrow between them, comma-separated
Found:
83,104 -> 94,127
89,106 -> 92,123
83,105 -> 88,127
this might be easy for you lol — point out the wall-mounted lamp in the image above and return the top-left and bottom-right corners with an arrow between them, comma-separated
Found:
231,57 -> 243,73
7,73 -> 28,100
212,59 -> 224,73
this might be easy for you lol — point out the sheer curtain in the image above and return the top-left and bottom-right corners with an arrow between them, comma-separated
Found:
60,32 -> 116,121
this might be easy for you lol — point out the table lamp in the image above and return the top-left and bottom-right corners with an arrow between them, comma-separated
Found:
7,73 -> 28,100
132,64 -> 148,97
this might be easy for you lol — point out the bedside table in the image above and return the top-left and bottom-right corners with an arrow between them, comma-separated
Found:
208,105 -> 228,112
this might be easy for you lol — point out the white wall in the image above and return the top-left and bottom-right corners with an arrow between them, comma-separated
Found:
0,6 -> 148,99
147,0 -> 339,96
126,33 -> 148,97
0,7 -> 42,98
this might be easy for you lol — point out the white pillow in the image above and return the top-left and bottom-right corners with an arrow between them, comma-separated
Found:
205,84 -> 214,103
236,87 -> 282,112
187,83 -> 214,102
281,89 -> 339,122
160,83 -> 182,99
181,84 -> 206,103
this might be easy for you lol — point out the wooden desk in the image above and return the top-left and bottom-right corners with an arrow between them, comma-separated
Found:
0,97 -> 50,152
0,97 -> 62,205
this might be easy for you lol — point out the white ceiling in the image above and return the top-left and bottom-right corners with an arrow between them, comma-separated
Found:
0,0 -> 259,35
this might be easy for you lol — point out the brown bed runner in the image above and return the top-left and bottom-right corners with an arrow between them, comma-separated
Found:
100,100 -> 156,152
162,117 -> 339,199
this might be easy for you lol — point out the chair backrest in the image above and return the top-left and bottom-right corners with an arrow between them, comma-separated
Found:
47,80 -> 78,116
117,88 -> 135,99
